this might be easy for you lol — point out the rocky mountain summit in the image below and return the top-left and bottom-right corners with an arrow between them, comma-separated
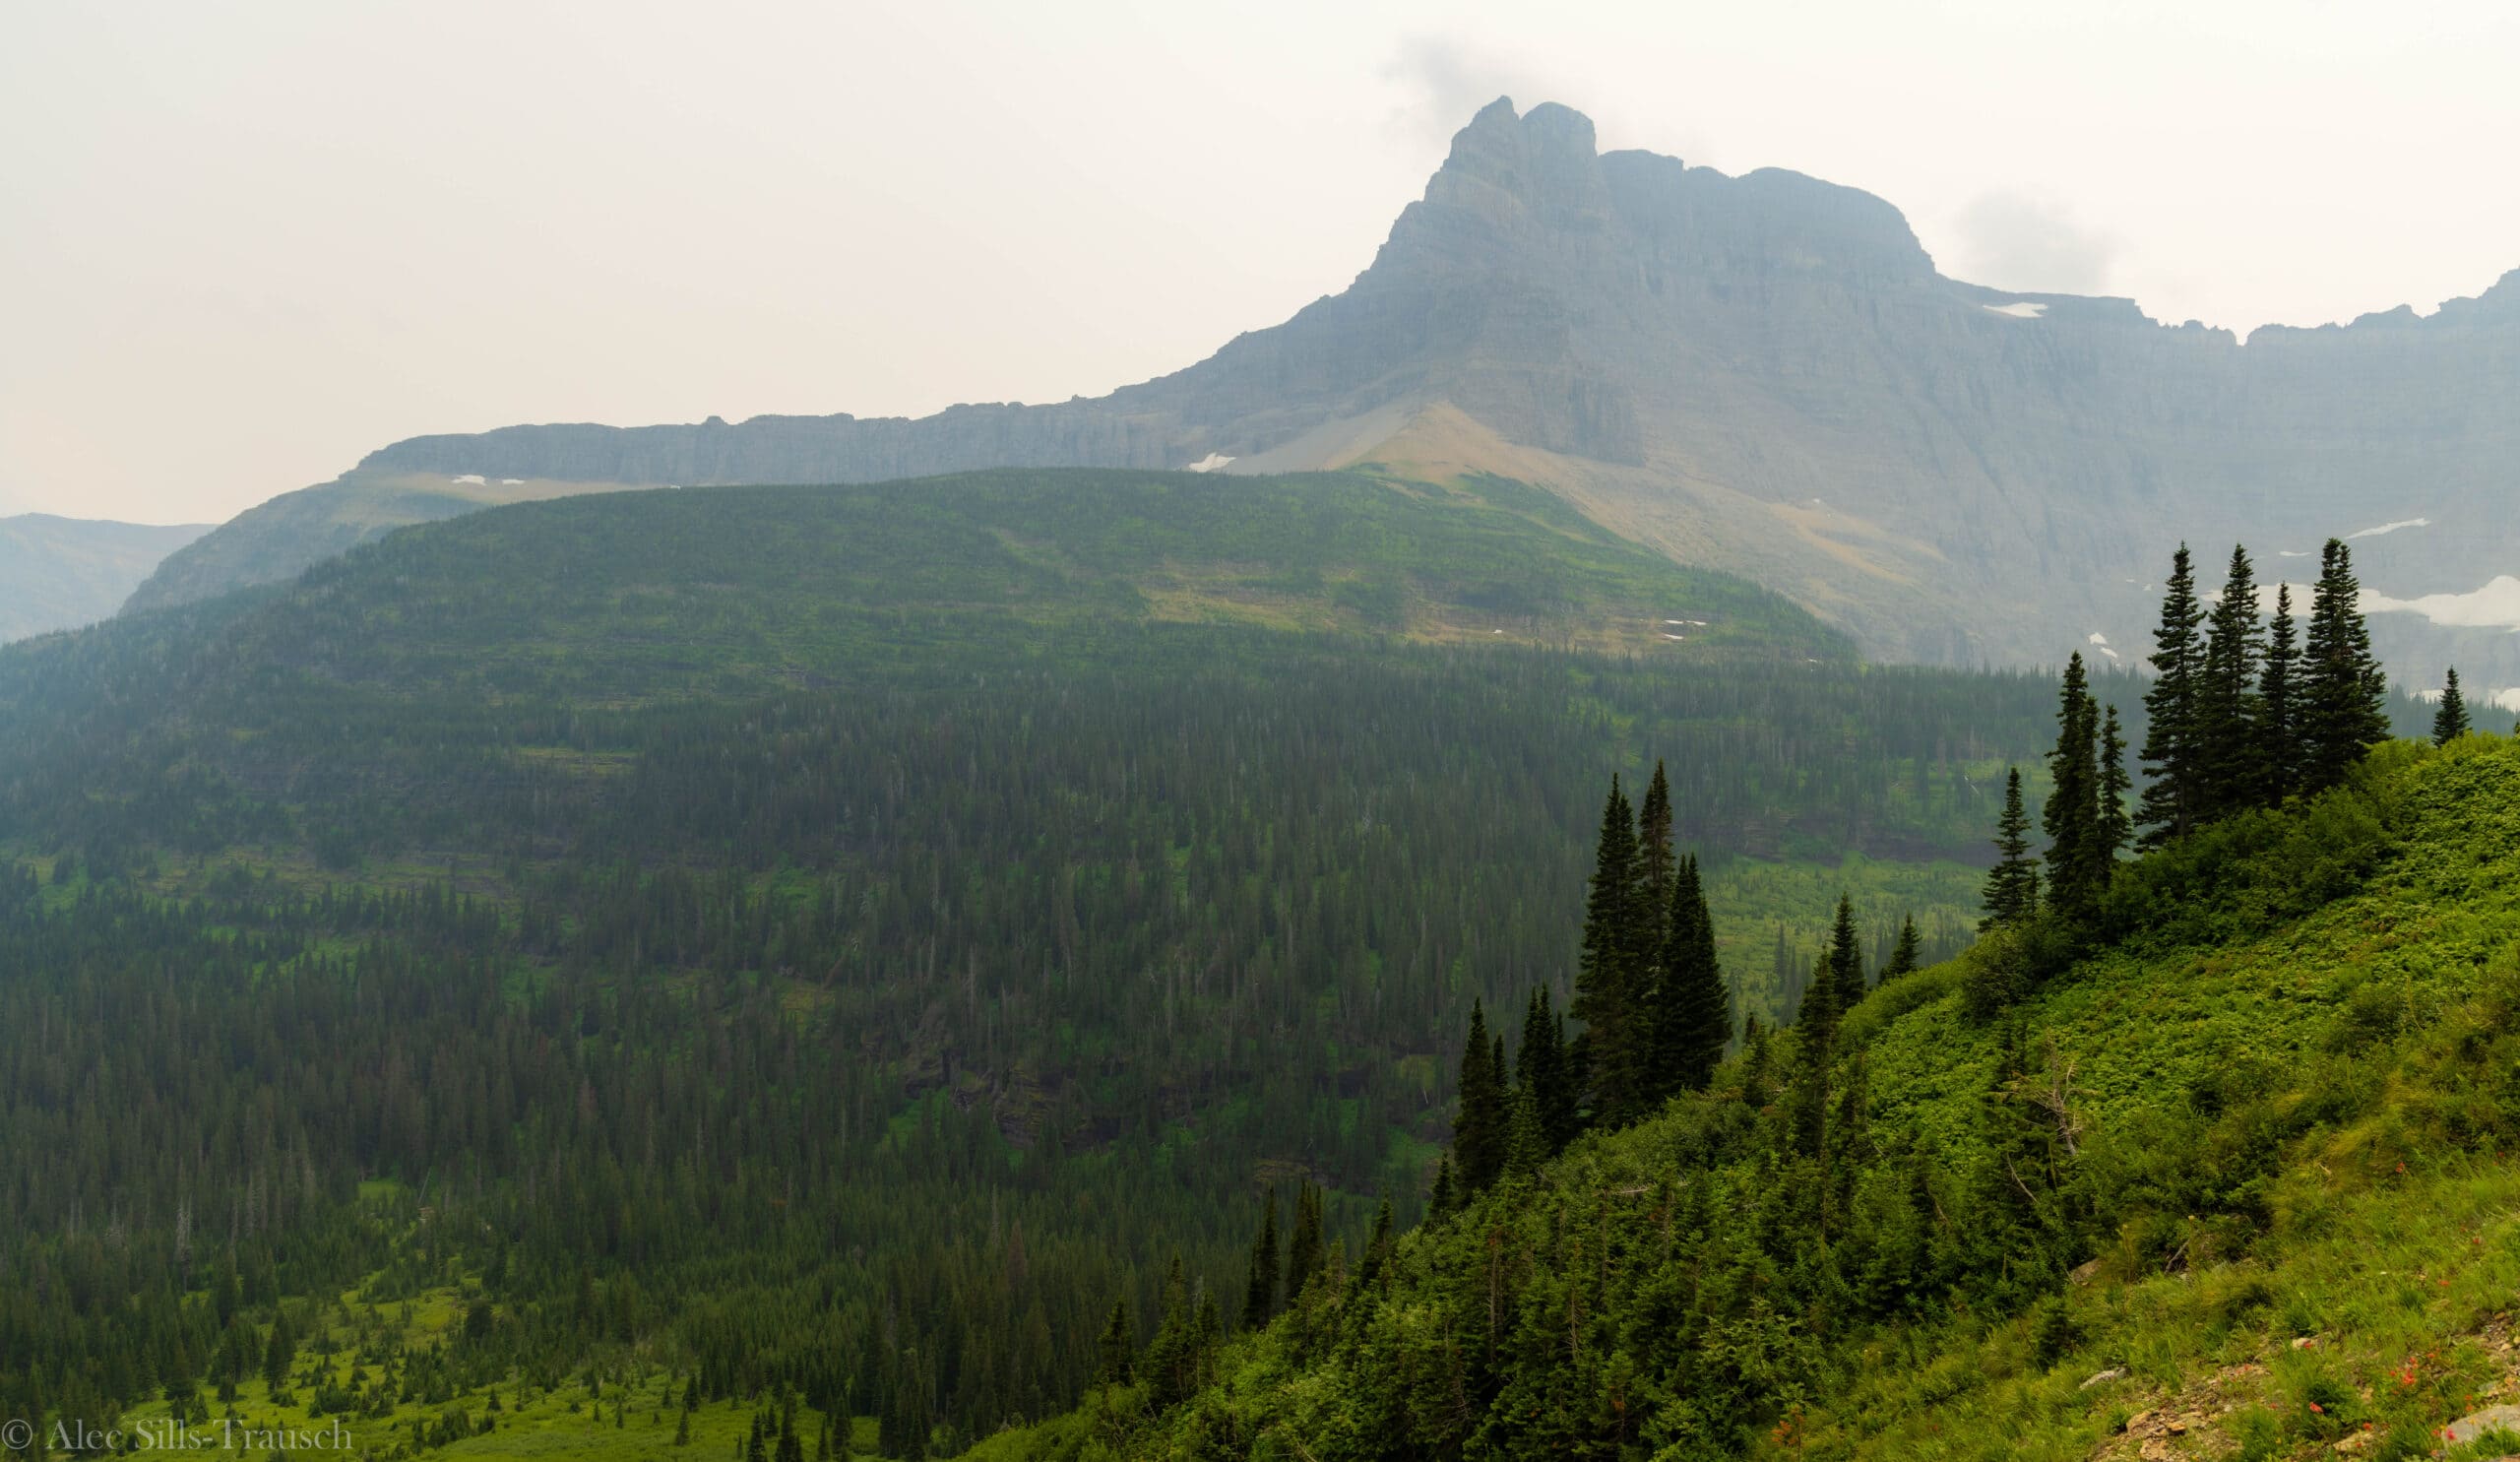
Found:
129,99 -> 2520,690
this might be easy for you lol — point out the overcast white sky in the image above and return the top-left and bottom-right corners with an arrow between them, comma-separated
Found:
6,1 -> 2516,525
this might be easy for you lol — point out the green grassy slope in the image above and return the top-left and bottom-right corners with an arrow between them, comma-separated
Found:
979,734 -> 2520,1461
150,466 -> 1844,696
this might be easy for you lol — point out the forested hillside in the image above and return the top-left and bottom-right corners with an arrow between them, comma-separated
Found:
970,541 -> 2520,1461
0,470 -> 2065,1456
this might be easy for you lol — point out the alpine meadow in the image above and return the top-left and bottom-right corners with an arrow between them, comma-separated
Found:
7,16 -> 2520,1462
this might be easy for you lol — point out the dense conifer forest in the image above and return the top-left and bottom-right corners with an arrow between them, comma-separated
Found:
0,472 -> 2081,1456
0,485 -> 2488,1459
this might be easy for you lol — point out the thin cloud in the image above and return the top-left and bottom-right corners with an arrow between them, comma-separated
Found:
1950,189 -> 2121,296
1381,36 -> 1544,147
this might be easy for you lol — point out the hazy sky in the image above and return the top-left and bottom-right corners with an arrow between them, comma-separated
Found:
7,1 -> 2517,525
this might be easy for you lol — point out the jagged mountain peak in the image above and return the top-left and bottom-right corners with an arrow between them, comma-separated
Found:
1382,96 -> 1930,285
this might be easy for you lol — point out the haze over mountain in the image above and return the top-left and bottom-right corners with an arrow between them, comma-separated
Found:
0,514 -> 209,643
127,98 -> 2520,697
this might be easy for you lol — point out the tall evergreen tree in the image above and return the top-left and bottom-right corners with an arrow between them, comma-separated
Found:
1095,1302 -> 1134,1388
1636,761 -> 1675,911
2137,544 -> 2209,846
1452,1000 -> 1507,1191
1821,894 -> 1864,1010
1572,777 -> 1647,1126
1143,1256 -> 1197,1408
2435,667 -> 2471,745
1981,768 -> 2040,931
1655,854 -> 1732,1095
1352,1198 -> 1396,1298
1424,1155 -> 1456,1218
2300,539 -> 2389,792
1517,986 -> 1577,1154
2097,703 -> 2133,865
1788,896 -> 1861,1159
1499,1084 -> 1548,1181
2259,581 -> 2301,801
1879,914 -> 1922,982
1239,1189 -> 1279,1330
1284,1182 -> 1326,1302
2195,544 -> 2267,820
2041,654 -> 2106,918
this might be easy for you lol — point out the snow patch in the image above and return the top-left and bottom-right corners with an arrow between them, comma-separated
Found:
2087,632 -> 2110,647
1984,301 -> 2048,319
501,477 -> 523,485
1185,453 -> 1234,474
2364,575 -> 2520,630
1663,633 -> 1686,641
2486,686 -> 2520,714
2349,517 -> 2431,540
452,474 -> 485,485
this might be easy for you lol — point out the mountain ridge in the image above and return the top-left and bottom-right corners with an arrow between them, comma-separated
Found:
0,512 -> 210,643
122,98 -> 2520,687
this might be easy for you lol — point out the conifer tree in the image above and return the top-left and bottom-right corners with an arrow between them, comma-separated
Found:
2042,655 -> 2106,918
1636,760 -> 1675,911
1786,896 -> 1859,1158
1452,1000 -> 1507,1191
1284,1183 -> 1325,1302
1239,1189 -> 1279,1330
1499,1084 -> 1547,1181
1737,1016 -> 1772,1107
1094,1302 -> 1134,1387
2195,544 -> 2267,820
1143,1256 -> 1196,1408
1656,855 -> 1732,1094
2098,703 -> 2133,863
2434,667 -> 2471,745
1981,768 -> 2040,931
1424,1155 -> 1455,1219
2259,581 -> 2301,801
1879,915 -> 1922,982
2138,544 -> 2209,846
1821,894 -> 1863,1011
1516,987 -> 1576,1154
1359,1198 -> 1394,1288
2300,539 -> 2390,791
1572,777 -> 1646,1126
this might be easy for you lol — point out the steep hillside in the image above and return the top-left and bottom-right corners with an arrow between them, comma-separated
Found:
0,512 -> 207,641
979,734 -> 2520,1461
128,101 -> 2520,695
119,470 -> 668,614
0,467 -> 2060,1452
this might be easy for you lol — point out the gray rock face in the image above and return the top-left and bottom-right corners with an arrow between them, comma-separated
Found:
132,98 -> 2520,689
1,515 -> 210,643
